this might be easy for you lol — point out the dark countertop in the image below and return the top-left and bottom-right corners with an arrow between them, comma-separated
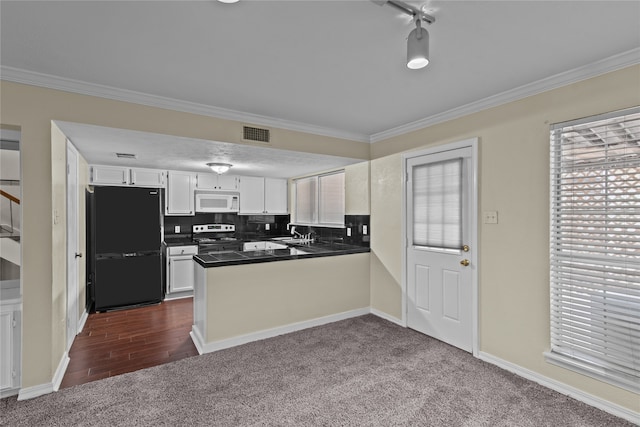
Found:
164,237 -> 197,247
194,241 -> 370,268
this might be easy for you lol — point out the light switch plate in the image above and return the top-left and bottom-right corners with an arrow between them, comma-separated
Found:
363,225 -> 368,235
265,223 -> 270,231
483,211 -> 498,224
346,227 -> 352,237
174,225 -> 180,233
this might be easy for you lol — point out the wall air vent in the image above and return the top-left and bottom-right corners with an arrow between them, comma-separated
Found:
116,152 -> 137,159
243,126 -> 270,143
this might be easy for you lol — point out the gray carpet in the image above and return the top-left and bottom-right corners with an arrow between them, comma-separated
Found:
0,315 -> 632,426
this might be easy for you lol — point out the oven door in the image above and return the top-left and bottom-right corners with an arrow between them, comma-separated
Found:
198,242 -> 242,254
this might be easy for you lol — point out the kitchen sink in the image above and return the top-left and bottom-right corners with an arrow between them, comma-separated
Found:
271,237 -> 313,244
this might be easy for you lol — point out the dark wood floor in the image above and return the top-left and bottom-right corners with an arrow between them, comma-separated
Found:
60,297 -> 199,389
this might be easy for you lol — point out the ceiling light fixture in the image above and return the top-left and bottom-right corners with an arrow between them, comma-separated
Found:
217,0 -> 239,3
373,0 -> 435,70
207,162 -> 232,174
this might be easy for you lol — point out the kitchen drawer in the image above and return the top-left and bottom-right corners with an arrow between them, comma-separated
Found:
167,245 -> 198,256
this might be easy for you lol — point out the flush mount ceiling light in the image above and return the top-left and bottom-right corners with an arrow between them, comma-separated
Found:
217,0 -> 239,3
373,0 -> 435,69
207,162 -> 232,174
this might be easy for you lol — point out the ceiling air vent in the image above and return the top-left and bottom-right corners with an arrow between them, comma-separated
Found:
243,126 -> 270,143
116,152 -> 137,159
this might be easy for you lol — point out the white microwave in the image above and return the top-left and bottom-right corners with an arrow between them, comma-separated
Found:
195,192 -> 239,213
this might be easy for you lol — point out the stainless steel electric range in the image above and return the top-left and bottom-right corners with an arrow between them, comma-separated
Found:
192,223 -> 242,254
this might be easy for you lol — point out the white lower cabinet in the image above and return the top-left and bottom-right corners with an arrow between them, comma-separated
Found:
167,246 -> 198,294
0,304 -> 20,397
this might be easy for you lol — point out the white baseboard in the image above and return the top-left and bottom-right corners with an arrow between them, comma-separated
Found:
194,308 -> 370,354
478,352 -> 640,425
52,352 -> 70,391
0,386 -> 20,399
164,292 -> 193,301
190,325 -> 206,355
77,309 -> 88,334
17,382 -> 53,401
370,308 -> 405,327
17,351 -> 69,400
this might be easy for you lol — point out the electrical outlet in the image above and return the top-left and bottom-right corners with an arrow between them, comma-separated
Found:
174,225 -> 180,233
346,227 -> 352,237
483,211 -> 498,224
363,225 -> 368,235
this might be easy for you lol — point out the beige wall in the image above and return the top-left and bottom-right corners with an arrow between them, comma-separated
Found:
204,253 -> 370,342
345,161 -> 370,215
370,154 -> 403,318
0,80 -> 369,389
369,65 -> 640,412
2,63 -> 638,413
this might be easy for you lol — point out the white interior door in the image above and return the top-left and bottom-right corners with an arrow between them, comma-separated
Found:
66,141 -> 79,351
406,144 -> 475,353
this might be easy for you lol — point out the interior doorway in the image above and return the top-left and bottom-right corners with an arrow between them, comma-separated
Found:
403,138 -> 478,355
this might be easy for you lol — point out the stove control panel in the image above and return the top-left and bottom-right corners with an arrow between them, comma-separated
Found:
193,223 -> 235,233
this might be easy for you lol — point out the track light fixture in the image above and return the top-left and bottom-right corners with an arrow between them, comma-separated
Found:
373,0 -> 435,69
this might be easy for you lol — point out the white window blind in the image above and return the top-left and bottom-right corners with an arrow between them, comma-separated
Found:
547,107 -> 640,393
412,159 -> 462,249
295,176 -> 317,224
294,171 -> 345,226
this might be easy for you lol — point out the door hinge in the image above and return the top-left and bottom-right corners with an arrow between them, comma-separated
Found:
12,369 -> 16,378
12,315 -> 16,328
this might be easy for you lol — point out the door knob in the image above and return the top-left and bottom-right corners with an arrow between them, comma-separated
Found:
462,245 -> 470,252
460,259 -> 470,267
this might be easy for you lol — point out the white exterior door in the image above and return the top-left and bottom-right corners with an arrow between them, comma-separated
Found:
66,141 -> 79,351
406,143 -> 476,353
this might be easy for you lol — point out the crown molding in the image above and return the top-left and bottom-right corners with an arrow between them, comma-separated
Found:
2,48 -> 639,145
370,48 -> 640,143
0,66 -> 370,143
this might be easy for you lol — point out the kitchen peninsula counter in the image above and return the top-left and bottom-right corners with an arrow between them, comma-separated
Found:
194,241 -> 369,267
191,241 -> 371,355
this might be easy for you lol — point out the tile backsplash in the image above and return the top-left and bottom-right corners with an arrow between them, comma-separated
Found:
164,213 -> 370,247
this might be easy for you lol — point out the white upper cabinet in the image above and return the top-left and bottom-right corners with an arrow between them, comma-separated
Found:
238,176 -> 288,215
166,170 -> 195,216
90,165 -> 129,186
130,168 -> 166,187
195,173 -> 238,191
90,165 -> 165,188
264,178 -> 288,214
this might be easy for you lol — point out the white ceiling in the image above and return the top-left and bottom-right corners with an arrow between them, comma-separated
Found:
2,1 -> 639,174
54,121 -> 362,178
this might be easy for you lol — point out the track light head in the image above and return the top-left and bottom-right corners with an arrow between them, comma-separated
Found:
407,21 -> 429,69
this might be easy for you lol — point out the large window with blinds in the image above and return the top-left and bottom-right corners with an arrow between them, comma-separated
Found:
547,107 -> 640,393
293,171 -> 345,226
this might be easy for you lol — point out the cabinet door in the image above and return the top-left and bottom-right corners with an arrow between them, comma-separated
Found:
265,178 -> 288,214
130,168 -> 165,188
168,256 -> 195,293
196,173 -> 218,190
196,173 -> 238,190
216,175 -> 238,191
238,176 -> 265,214
90,165 -> 129,185
166,171 -> 195,215
0,310 -> 15,391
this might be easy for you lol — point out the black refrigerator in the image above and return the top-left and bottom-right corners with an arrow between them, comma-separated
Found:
89,186 -> 164,311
